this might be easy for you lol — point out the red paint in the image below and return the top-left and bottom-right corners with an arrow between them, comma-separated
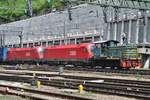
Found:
121,60 -> 142,69
7,47 -> 41,61
43,43 -> 94,60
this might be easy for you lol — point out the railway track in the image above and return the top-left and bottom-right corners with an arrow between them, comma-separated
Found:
0,70 -> 150,85
2,65 -> 150,76
0,84 -> 93,100
42,79 -> 150,99
64,66 -> 150,75
0,70 -> 149,99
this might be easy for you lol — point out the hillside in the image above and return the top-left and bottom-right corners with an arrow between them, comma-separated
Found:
0,0 -> 65,23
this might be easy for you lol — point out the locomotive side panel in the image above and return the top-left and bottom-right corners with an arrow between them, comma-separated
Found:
0,47 -> 8,62
43,43 -> 93,61
121,46 -> 142,69
7,48 -> 40,61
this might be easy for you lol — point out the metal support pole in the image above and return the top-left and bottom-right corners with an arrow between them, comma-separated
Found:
60,40 -> 62,45
128,19 -> 132,44
68,38 -> 71,44
19,32 -> 23,48
63,21 -> 67,45
83,36 -> 85,41
107,23 -> 110,40
52,40 -> 54,45
120,20 -> 124,43
136,19 -> 140,44
27,43 -> 29,47
46,41 -> 48,46
114,22 -> 117,40
75,38 -> 77,44
143,16 -> 148,43
92,36 -> 94,42
33,42 -> 35,47
0,34 -> 2,47
3,33 -> 5,47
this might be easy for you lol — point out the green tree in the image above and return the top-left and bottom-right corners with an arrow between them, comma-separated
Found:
0,0 -> 68,22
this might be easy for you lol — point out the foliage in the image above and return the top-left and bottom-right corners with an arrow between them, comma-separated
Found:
0,0 -> 67,23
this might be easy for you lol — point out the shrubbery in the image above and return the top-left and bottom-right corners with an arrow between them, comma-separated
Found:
0,0 -> 66,22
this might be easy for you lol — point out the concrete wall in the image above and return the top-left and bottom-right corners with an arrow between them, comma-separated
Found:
0,4 -> 149,45
0,4 -> 104,45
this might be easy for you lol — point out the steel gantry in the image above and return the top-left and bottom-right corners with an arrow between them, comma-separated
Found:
89,0 -> 150,10
68,0 -> 150,44
68,0 -> 150,22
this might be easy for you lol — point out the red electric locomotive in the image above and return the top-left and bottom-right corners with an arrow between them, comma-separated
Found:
7,47 -> 43,63
43,43 -> 97,65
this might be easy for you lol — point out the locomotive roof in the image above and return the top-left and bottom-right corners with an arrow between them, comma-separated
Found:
46,43 -> 92,49
8,47 -> 36,51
